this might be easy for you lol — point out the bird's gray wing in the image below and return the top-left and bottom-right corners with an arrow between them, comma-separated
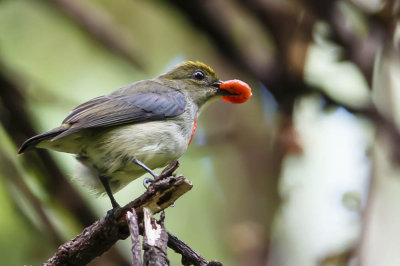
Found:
52,87 -> 186,140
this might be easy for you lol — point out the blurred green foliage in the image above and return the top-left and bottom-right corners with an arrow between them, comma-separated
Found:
1,0 -> 399,265
0,0 -> 260,264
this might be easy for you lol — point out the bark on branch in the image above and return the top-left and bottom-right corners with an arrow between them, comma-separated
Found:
127,210 -> 142,266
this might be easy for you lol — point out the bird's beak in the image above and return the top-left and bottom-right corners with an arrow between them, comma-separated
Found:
211,81 -> 222,88
213,80 -> 235,96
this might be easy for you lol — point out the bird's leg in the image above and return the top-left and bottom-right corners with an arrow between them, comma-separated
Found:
99,176 -> 120,209
133,158 -> 158,178
132,158 -> 159,188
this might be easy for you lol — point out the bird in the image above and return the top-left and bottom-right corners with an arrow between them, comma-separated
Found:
18,61 -> 252,208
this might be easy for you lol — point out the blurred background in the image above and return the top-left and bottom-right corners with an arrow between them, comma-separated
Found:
0,0 -> 399,265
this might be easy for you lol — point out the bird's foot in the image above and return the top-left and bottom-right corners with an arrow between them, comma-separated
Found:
106,205 -> 121,220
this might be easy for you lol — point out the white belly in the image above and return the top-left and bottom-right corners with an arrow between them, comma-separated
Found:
79,120 -> 191,193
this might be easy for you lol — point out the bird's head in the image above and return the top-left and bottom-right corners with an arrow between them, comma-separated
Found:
159,61 -> 252,107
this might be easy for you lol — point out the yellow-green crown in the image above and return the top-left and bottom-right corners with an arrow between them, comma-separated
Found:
160,61 -> 217,80
179,61 -> 215,74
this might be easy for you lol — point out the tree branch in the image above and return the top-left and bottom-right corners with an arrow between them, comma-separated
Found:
126,209 -> 142,266
43,161 -> 221,265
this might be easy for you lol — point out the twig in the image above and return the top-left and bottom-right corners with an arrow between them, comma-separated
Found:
167,232 -> 222,266
143,208 -> 169,265
126,210 -> 142,266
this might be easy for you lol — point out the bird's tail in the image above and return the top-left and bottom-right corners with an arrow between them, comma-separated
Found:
18,126 -> 68,154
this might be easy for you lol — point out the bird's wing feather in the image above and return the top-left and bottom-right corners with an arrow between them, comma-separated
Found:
52,87 -> 186,140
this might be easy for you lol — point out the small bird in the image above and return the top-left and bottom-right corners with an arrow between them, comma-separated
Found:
18,61 -> 251,208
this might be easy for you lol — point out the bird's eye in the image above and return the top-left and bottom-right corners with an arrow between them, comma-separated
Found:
193,71 -> 205,81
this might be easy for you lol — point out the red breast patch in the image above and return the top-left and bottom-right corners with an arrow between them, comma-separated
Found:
188,119 -> 197,146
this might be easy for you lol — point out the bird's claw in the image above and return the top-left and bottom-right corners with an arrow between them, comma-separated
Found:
143,177 -> 154,189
